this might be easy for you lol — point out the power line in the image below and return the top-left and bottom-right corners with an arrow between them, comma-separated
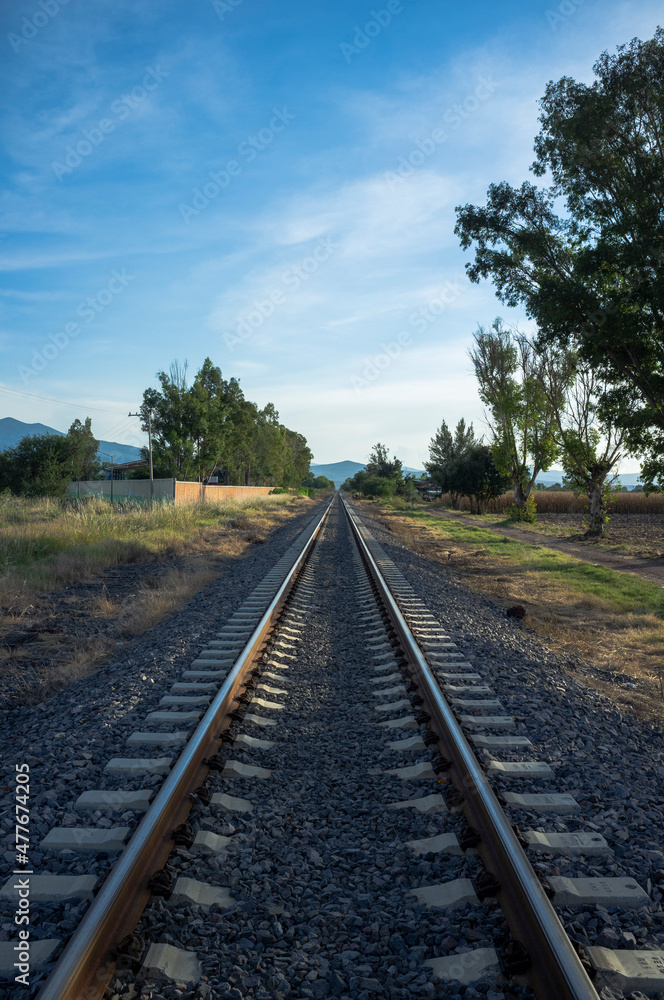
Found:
99,414 -> 140,439
0,383 -> 124,414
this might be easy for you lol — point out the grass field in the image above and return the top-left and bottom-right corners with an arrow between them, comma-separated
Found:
418,498 -> 664,560
0,492 -> 303,598
0,491 -> 319,701
360,499 -> 664,723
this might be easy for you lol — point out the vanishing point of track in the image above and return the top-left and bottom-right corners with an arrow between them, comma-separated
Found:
11,494 -> 660,999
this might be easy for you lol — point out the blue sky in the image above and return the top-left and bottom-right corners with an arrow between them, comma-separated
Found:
0,0 -> 660,470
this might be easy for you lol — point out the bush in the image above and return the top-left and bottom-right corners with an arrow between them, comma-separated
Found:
509,492 -> 537,523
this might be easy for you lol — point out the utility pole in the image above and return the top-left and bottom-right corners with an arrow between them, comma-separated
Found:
129,409 -> 154,505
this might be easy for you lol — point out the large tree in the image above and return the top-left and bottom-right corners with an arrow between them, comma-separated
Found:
446,444 -> 511,514
140,358 -> 312,487
141,362 -> 196,480
188,358 -> 233,482
544,362 -> 625,537
366,442 -> 403,481
64,418 -> 101,482
425,417 -> 477,505
468,320 -> 568,516
455,29 -> 664,486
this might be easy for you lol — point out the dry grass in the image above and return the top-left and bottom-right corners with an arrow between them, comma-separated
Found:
438,490 -> 664,514
89,591 -> 123,618
358,499 -> 664,724
0,493 -> 307,606
0,492 -> 316,701
118,562 -> 221,636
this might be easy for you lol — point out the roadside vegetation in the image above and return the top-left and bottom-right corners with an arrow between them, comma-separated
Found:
423,504 -> 664,562
0,357 -> 320,498
345,31 -> 664,539
0,351 -> 335,701
0,492 -> 311,597
454,29 -> 664,529
0,490 -> 327,702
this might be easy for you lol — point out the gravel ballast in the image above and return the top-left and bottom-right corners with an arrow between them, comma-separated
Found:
115,501 -> 526,1000
2,496 -> 664,1000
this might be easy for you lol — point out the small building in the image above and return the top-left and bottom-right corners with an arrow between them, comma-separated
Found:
104,460 -> 149,480
414,479 -> 442,501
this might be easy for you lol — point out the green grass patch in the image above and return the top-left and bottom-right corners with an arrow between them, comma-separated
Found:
401,509 -> 664,618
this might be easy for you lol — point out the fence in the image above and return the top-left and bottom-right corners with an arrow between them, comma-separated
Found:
174,483 -> 273,504
67,479 -> 274,505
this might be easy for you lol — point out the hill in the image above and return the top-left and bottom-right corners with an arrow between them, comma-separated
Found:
0,417 -> 142,466
310,461 -> 364,487
310,459 -> 641,491
310,460 -> 426,488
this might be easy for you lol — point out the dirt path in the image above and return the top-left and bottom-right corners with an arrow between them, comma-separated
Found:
426,508 -> 664,584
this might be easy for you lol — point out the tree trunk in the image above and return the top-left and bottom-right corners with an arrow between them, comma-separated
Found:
587,484 -> 605,537
513,480 -> 527,509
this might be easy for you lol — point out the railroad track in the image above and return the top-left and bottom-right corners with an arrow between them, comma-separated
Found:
2,493 -> 663,1000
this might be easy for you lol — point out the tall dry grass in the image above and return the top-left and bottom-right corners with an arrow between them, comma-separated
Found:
0,492 -> 298,602
437,491 -> 664,515
0,491 -> 311,701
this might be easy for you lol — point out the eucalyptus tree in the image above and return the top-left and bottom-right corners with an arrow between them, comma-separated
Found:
468,320 -> 569,517
141,362 -> 196,479
455,29 -> 664,486
139,358 -> 312,487
545,362 -> 625,536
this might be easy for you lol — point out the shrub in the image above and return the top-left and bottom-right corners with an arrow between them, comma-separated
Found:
508,492 -> 537,523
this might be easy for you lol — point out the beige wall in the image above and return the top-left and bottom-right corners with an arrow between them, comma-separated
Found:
67,480 -> 274,504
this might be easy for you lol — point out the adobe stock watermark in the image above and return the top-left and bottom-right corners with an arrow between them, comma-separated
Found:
7,0 -> 70,54
51,66 -> 169,181
383,76 -> 500,190
179,107 -> 295,223
546,0 -> 585,30
223,238 -> 337,351
351,278 -> 463,390
18,269 -> 135,383
211,0 -> 244,21
340,0 -> 415,63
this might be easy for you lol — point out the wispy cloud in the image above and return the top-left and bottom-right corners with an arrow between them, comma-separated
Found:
0,0 -> 659,472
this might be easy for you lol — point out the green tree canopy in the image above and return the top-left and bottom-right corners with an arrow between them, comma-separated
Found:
0,418 -> 101,497
468,320 -> 569,514
425,417 -> 477,502
446,444 -> 511,514
140,358 -> 312,487
366,442 -> 403,480
342,442 -> 412,500
454,28 -> 664,485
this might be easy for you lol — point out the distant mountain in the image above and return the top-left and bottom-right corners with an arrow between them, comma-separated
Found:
310,460 -> 426,488
310,459 -> 642,491
310,461 -> 364,487
0,417 -> 62,444
535,468 -> 641,488
0,417 -> 142,466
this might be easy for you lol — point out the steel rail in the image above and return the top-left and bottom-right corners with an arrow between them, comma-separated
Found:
37,495 -> 335,1000
342,496 -> 600,1000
